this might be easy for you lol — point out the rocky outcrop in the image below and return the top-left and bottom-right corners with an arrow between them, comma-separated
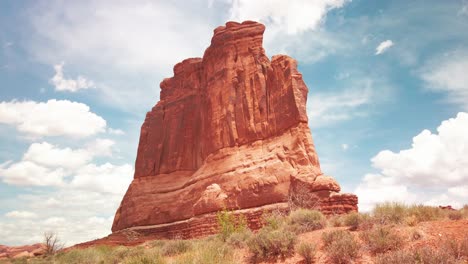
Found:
112,21 -> 358,238
0,244 -> 45,259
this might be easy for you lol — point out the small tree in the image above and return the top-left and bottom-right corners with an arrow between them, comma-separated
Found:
44,231 -> 64,255
288,182 -> 321,211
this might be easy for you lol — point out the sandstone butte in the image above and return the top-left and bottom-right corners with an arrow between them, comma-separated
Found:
112,21 -> 358,239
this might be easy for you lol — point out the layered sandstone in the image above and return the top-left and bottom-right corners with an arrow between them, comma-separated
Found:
112,21 -> 357,238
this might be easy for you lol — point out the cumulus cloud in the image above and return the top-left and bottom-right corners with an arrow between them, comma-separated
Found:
375,40 -> 394,55
71,163 -> 134,195
355,112 -> 468,211
0,140 -> 120,187
420,51 -> 468,109
0,161 -> 66,187
229,0 -> 349,34
50,62 -> 95,92
0,99 -> 106,138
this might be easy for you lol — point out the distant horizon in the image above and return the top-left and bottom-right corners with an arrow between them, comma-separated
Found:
1,0 -> 468,246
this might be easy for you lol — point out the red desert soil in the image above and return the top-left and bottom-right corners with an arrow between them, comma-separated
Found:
72,219 -> 468,264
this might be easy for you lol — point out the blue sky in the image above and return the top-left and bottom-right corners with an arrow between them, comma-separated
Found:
1,0 -> 467,246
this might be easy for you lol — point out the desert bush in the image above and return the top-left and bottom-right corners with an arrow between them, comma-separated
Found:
375,247 -> 458,264
217,209 -> 248,241
246,227 -> 296,261
448,210 -> 463,220
375,249 -> 414,264
404,215 -> 418,226
288,182 -> 321,210
414,247 -> 459,264
43,232 -> 64,256
343,212 -> 360,230
442,236 -> 468,260
160,240 -> 191,256
173,239 -> 235,264
407,204 -> 444,222
263,210 -> 287,230
328,214 -> 345,227
323,230 -> 359,264
322,230 -> 352,248
287,209 -> 326,233
296,242 -> 315,264
373,202 -> 408,224
122,248 -> 166,264
361,226 -> 404,254
226,229 -> 252,248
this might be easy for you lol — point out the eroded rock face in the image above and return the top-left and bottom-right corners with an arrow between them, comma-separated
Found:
112,21 -> 358,237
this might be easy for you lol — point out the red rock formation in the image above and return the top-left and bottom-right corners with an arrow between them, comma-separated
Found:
0,244 -> 45,259
112,21 -> 357,238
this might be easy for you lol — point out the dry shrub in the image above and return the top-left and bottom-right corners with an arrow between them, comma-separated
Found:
322,230 -> 359,264
246,227 -> 296,261
328,215 -> 345,227
442,236 -> 468,260
226,229 -> 252,248
407,204 -> 444,222
288,182 -> 321,210
296,242 -> 315,264
361,226 -> 404,254
343,212 -> 373,231
448,210 -> 463,220
373,202 -> 408,224
287,209 -> 326,233
375,247 -> 458,264
161,240 -> 191,256
404,215 -> 418,226
43,232 -> 64,256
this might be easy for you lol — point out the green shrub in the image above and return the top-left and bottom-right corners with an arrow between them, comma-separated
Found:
296,242 -> 315,264
361,226 -> 404,254
263,211 -> 287,230
161,240 -> 191,256
246,227 -> 296,261
323,231 -> 359,264
217,209 -> 248,241
287,209 -> 326,233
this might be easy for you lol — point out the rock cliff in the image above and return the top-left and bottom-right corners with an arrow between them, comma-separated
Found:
112,21 -> 357,238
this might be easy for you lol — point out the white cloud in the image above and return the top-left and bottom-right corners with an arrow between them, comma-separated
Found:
375,40 -> 394,55
50,62 -> 95,92
5,211 -> 38,219
71,163 -> 133,195
307,81 -> 374,127
0,140 -> 119,187
342,144 -> 349,150
0,99 -> 106,138
229,0 -> 349,34
0,161 -> 65,187
108,128 -> 125,135
420,51 -> 468,109
355,112 -> 468,211
23,142 -> 91,169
